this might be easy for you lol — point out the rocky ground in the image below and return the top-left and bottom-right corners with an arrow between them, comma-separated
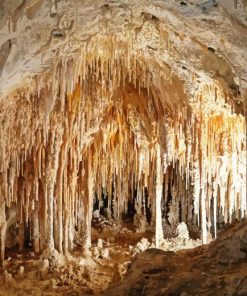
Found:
0,219 -> 246,296
0,225 -> 138,296
105,220 -> 247,296
0,218 -> 202,296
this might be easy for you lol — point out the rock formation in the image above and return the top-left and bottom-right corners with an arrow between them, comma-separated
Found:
105,221 -> 247,296
0,0 -> 246,294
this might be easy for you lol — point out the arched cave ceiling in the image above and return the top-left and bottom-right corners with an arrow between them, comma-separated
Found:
0,0 -> 247,104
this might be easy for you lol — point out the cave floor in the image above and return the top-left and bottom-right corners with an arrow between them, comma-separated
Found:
1,221 -> 245,296
104,220 -> 247,296
0,225 -> 153,296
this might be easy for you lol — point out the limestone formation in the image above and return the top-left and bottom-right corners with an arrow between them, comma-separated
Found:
0,0 -> 246,295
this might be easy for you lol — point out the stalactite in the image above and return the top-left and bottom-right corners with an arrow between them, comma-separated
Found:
0,34 -> 245,263
155,144 -> 164,248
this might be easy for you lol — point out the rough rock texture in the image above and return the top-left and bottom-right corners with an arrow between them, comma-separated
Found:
131,223 -> 202,256
0,226 -> 153,296
1,0 -> 247,98
0,0 -> 246,291
105,220 -> 247,296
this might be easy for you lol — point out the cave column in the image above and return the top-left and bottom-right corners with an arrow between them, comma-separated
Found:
200,120 -> 208,244
32,203 -> 40,253
46,176 -> 56,250
55,145 -> 67,253
213,179 -> 217,239
155,144 -> 164,248
45,127 -> 63,252
0,172 -> 7,266
82,151 -> 94,256
56,168 -> 64,253
0,198 -> 6,266
201,189 -> 207,244
18,187 -> 25,252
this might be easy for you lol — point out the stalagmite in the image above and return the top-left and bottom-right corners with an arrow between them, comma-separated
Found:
18,209 -> 24,252
32,205 -> 40,253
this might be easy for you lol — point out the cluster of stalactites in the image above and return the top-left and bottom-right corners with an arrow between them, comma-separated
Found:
0,42 -> 169,260
0,39 -> 246,264
0,39 -> 168,174
90,107 -> 246,242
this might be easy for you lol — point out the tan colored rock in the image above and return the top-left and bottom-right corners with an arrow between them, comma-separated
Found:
39,259 -> 49,280
100,248 -> 109,259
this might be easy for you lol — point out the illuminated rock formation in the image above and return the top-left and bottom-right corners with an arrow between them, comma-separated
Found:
0,0 -> 246,271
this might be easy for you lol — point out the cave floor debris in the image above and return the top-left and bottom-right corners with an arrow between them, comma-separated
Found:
104,220 -> 247,296
0,225 -> 154,296
0,221 -> 245,296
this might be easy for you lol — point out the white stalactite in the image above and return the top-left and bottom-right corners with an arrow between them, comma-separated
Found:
155,144 -> 164,248
0,35 -> 245,258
